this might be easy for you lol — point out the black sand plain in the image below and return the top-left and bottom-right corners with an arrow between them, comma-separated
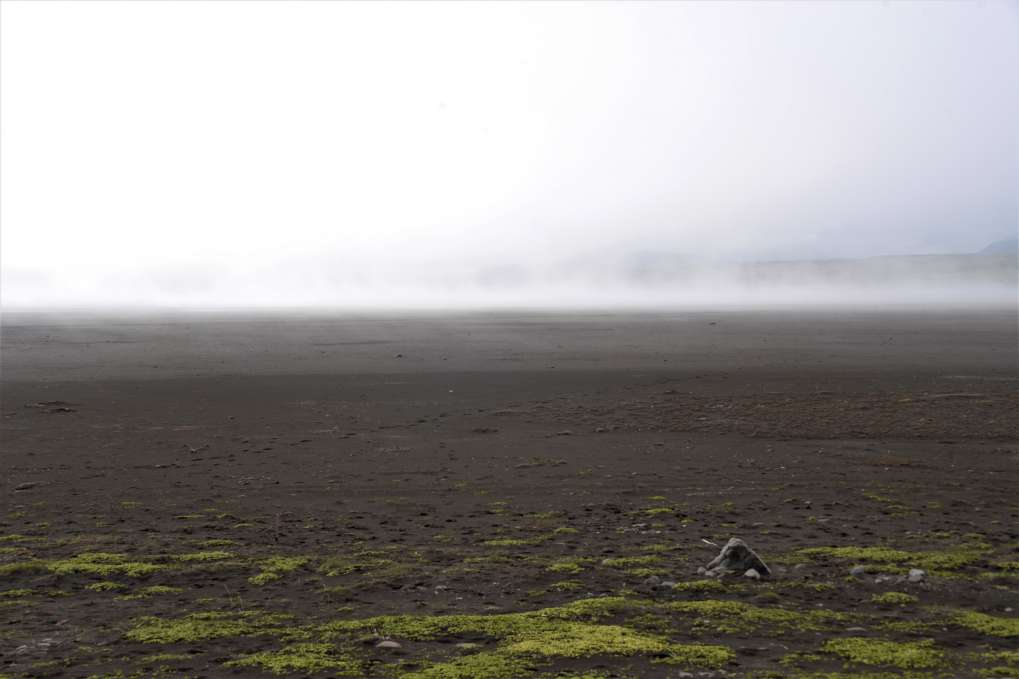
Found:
1,310 -> 1017,678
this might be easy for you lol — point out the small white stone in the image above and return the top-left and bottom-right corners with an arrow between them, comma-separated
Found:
376,640 -> 401,649
744,568 -> 761,580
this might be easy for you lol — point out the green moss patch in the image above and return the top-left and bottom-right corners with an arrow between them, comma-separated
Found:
192,538 -> 239,547
977,650 -> 1019,665
600,555 -> 661,569
174,550 -> 235,562
871,592 -> 918,606
946,609 -> 1019,637
117,585 -> 184,600
504,622 -> 669,657
822,637 -> 944,669
548,559 -> 585,575
549,581 -> 584,592
0,561 -> 48,576
225,643 -> 362,675
250,556 -> 310,585
667,599 -> 847,634
482,537 -> 548,547
796,545 -> 988,573
125,610 -> 296,643
86,581 -> 125,592
316,597 -> 729,674
48,552 -> 164,577
401,651 -> 537,679
656,643 -> 735,668
0,588 -> 34,599
672,579 -> 727,593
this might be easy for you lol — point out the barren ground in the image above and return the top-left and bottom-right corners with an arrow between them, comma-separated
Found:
1,310 -> 1017,679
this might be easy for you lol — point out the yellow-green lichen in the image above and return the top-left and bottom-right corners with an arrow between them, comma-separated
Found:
976,650 -> 1019,665
117,585 -> 184,600
547,559 -> 586,575
321,597 -> 640,641
667,599 -> 847,634
86,581 -> 125,592
401,651 -> 537,679
0,534 -> 41,543
624,567 -> 671,578
797,545 -> 988,573
125,610 -> 295,643
174,550 -> 234,562
250,556 -> 310,585
822,637 -> 944,669
871,592 -> 918,606
504,622 -> 669,657
655,643 -> 735,668
601,555 -> 661,569
192,538 -> 238,548
0,588 -> 34,598
225,643 -> 362,675
549,580 -> 584,592
140,652 -> 195,662
946,609 -> 1019,637
0,561 -> 48,576
48,552 -> 164,577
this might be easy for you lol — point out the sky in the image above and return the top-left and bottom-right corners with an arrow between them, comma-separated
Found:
1,0 -> 1017,308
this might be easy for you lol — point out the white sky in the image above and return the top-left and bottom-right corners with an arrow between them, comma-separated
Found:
1,0 -> 1017,307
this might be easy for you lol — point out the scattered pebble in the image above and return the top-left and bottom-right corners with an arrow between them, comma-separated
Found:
907,568 -> 926,583
376,640 -> 401,649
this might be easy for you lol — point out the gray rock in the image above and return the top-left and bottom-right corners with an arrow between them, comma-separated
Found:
643,575 -> 662,587
743,568 -> 761,580
661,580 -> 677,588
850,565 -> 867,577
704,538 -> 771,577
874,574 -> 895,584
696,566 -> 707,575
376,640 -> 401,649
907,568 -> 926,583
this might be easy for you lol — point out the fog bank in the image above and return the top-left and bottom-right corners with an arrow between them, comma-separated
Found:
4,252 -> 1015,310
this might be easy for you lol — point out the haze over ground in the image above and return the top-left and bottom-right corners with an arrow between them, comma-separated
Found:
1,1 -> 1016,308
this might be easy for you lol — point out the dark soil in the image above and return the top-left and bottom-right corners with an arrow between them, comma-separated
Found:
1,310 -> 1017,678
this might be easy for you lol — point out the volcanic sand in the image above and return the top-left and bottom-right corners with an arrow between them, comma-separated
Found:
1,310 -> 1017,678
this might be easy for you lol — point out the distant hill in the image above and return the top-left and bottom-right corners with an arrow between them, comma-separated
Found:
606,250 -> 1018,290
979,239 -> 1018,255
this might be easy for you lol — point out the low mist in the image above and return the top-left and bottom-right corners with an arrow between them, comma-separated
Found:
4,249 -> 1015,310
2,1 -> 1017,310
